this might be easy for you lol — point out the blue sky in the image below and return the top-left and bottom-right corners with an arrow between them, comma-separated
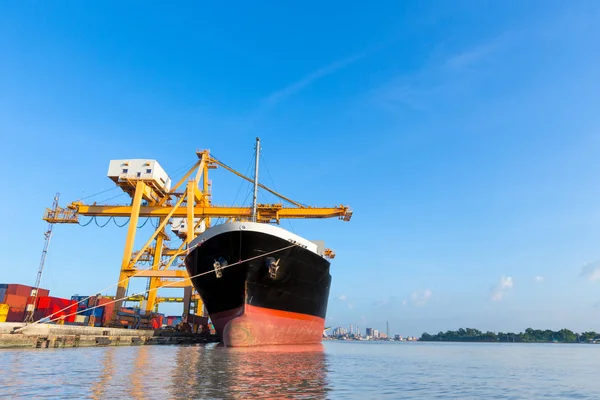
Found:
2,1 -> 600,336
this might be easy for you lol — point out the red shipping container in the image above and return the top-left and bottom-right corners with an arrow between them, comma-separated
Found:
98,298 -> 115,325
6,284 -> 49,298
33,297 -> 78,323
36,303 -> 78,323
150,315 -> 163,329
37,296 -> 73,310
33,287 -> 50,298
4,294 -> 28,308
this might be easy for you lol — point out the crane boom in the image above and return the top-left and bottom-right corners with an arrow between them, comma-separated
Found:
45,203 -> 352,223
25,193 -> 59,323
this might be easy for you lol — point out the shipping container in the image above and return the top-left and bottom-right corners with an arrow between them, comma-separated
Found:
166,316 -> 182,327
0,304 -> 8,322
4,294 -> 28,308
5,284 -> 49,298
6,307 -> 25,322
34,296 -> 78,323
99,298 -> 115,325
74,315 -> 87,324
36,306 -> 77,323
71,295 -> 89,308
150,314 -> 163,329
0,288 -> 6,303
81,307 -> 104,318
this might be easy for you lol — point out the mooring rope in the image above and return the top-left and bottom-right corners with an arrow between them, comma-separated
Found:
15,242 -> 297,332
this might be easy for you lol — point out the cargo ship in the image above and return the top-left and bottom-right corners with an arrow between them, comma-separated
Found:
184,138 -> 342,347
184,221 -> 331,347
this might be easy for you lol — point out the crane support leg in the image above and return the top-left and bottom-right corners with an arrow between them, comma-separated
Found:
186,180 -> 195,244
145,221 -> 164,314
113,180 -> 146,322
183,286 -> 192,317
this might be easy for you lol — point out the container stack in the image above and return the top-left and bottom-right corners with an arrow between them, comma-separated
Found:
69,295 -> 117,326
166,315 -> 183,327
0,285 -> 171,329
0,283 -> 50,322
35,296 -> 78,323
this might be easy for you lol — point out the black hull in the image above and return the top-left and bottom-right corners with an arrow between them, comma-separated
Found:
184,229 -> 331,321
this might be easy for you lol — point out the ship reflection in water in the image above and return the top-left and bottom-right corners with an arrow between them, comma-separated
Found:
171,343 -> 329,399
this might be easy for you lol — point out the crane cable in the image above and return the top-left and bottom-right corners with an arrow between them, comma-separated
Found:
77,186 -> 119,201
14,242 -> 298,331
94,216 -> 113,228
78,217 -> 94,227
77,216 -> 149,229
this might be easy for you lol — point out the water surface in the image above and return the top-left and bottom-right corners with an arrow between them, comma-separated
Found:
1,341 -> 599,399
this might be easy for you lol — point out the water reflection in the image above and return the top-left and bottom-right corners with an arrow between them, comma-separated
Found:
90,347 -> 115,400
170,344 -> 329,399
128,346 -> 150,400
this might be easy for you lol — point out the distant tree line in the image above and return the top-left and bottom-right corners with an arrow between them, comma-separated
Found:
419,328 -> 600,343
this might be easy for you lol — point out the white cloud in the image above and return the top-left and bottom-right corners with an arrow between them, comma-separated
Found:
348,303 -> 354,310
263,52 -> 366,107
445,31 -> 513,70
580,261 -> 600,281
534,275 -> 545,282
337,294 -> 347,301
409,289 -> 432,306
373,30 -> 514,112
491,276 -> 514,301
402,299 -> 407,306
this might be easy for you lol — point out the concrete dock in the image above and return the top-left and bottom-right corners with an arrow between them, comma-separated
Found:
0,323 -> 219,349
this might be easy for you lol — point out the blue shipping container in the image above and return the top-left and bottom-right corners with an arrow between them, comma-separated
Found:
0,288 -> 6,303
81,307 -> 104,318
71,296 -> 89,308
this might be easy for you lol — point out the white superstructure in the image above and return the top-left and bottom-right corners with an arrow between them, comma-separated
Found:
107,159 -> 172,192
171,218 -> 207,235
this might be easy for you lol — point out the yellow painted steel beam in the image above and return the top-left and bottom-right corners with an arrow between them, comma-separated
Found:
193,152 -> 207,187
164,160 -> 200,200
158,279 -> 192,288
128,193 -> 187,268
187,180 -> 195,244
70,204 -> 352,221
145,217 -> 165,314
113,180 -> 146,320
144,247 -> 184,257
127,270 -> 189,278
104,295 -> 199,302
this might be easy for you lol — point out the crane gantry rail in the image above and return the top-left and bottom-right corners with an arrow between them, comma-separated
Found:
43,148 -> 352,322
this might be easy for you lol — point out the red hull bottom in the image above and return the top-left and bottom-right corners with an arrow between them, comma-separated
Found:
210,305 -> 325,347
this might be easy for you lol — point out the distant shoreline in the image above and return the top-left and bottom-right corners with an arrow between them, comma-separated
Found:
419,328 -> 600,344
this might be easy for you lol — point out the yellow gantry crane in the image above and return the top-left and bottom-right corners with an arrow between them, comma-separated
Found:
43,149 -> 352,322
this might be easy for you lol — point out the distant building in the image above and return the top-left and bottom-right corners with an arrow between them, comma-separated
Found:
366,327 -> 373,337
373,329 -> 379,338
333,327 -> 349,337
